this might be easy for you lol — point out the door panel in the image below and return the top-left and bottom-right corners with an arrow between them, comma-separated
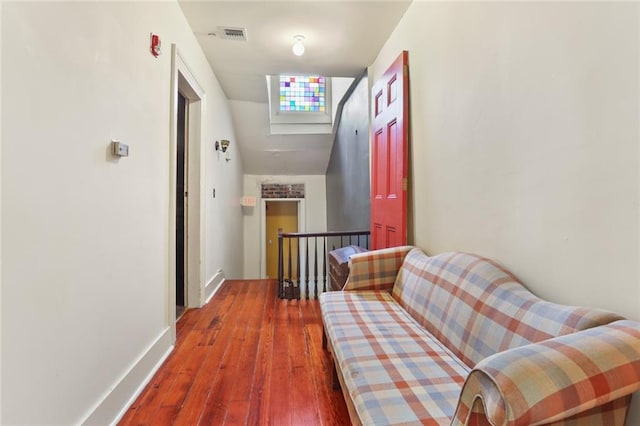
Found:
388,75 -> 398,104
373,129 -> 385,199
388,119 -> 398,199
370,51 -> 409,250
387,226 -> 399,248
375,90 -> 384,116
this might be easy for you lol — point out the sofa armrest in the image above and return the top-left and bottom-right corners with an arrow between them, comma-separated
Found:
452,320 -> 640,426
342,245 -> 414,292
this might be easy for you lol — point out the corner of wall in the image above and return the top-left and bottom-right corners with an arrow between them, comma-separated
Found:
205,269 -> 226,303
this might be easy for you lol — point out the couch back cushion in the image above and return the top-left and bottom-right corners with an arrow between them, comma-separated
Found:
392,250 -> 624,367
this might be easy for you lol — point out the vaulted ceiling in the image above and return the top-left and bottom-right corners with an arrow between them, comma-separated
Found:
178,1 -> 411,175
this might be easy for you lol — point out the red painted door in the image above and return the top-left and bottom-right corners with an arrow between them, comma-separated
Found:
371,51 -> 409,250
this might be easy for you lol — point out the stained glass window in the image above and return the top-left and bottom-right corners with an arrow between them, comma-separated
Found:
279,75 -> 326,112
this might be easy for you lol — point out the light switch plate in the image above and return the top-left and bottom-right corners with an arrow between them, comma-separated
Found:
111,140 -> 129,157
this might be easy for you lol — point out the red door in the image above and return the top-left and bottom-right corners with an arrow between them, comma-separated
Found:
370,51 -> 409,250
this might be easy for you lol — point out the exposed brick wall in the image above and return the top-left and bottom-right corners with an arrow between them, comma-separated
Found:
261,183 -> 305,199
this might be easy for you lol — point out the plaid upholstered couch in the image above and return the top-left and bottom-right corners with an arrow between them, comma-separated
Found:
319,246 -> 640,425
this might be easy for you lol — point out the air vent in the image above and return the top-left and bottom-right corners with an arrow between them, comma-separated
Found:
208,27 -> 247,42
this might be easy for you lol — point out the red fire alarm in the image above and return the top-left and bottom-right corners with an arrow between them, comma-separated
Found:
150,33 -> 161,57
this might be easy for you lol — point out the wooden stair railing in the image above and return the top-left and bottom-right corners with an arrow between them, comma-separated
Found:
277,230 -> 370,300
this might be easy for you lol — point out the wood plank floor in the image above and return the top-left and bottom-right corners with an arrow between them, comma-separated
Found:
118,279 -> 350,426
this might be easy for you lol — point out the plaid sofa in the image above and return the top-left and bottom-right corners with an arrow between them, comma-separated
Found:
319,247 -> 640,425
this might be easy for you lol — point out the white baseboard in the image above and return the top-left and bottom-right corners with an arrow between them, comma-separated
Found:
81,327 -> 173,426
80,273 -> 225,424
205,269 -> 226,304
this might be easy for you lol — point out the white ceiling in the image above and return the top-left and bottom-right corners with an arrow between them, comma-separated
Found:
178,0 -> 411,175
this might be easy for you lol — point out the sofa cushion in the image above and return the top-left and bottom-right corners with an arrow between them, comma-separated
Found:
392,251 -> 624,367
320,290 -> 470,425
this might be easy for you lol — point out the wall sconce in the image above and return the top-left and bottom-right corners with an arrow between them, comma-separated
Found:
215,139 -> 231,162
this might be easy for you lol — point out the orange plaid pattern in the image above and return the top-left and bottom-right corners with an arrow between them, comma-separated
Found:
453,320 -> 640,425
342,245 -> 414,292
321,248 -> 640,425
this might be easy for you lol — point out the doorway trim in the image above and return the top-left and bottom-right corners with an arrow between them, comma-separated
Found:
260,198 -> 306,279
169,45 -> 205,342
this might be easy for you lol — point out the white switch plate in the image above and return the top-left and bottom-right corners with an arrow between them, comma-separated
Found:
111,140 -> 129,157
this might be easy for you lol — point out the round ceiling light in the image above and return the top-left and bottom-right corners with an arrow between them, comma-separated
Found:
292,35 -> 305,56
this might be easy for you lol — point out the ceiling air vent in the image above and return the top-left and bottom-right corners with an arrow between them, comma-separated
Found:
208,27 -> 247,42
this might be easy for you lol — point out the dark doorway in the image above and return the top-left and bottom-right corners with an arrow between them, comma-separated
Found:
176,92 -> 187,317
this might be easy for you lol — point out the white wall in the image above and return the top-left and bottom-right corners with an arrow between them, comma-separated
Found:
371,1 -> 639,422
1,2 -> 243,424
0,2 -> 3,421
231,77 -> 354,176
243,174 -> 327,279
331,77 -> 356,126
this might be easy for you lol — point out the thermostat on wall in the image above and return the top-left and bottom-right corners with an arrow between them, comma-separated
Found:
111,140 -> 129,157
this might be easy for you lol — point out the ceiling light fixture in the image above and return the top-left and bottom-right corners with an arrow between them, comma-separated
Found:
292,35 -> 305,56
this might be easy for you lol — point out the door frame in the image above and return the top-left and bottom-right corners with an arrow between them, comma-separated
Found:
260,198 -> 305,279
169,45 -> 205,342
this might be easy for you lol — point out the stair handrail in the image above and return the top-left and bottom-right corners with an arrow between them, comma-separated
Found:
277,229 -> 370,299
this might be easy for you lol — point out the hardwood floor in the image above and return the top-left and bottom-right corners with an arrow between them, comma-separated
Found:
118,279 -> 350,426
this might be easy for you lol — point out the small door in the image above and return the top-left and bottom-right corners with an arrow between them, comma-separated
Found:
370,51 -> 409,250
266,201 -> 298,279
